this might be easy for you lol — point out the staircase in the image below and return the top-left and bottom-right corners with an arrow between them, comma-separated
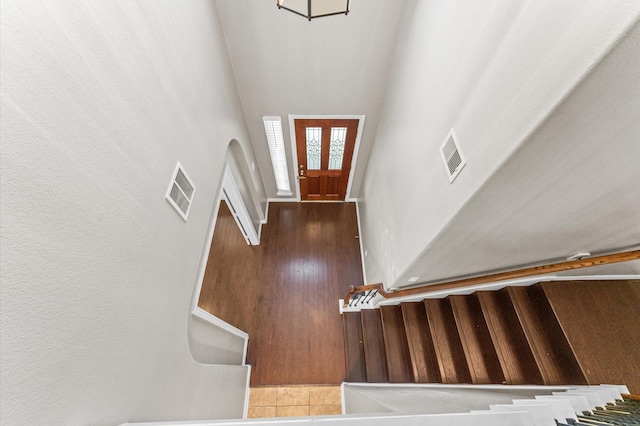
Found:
343,280 -> 640,390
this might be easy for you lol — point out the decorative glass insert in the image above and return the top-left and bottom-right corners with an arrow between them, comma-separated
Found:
306,127 -> 322,170
328,127 -> 347,170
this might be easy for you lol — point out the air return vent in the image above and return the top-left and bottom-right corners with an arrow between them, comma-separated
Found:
440,129 -> 466,182
166,162 -> 195,220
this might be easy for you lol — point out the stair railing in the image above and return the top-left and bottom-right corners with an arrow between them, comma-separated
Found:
345,286 -> 378,308
343,249 -> 640,308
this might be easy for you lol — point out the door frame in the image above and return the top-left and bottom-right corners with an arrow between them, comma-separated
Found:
287,114 -> 366,202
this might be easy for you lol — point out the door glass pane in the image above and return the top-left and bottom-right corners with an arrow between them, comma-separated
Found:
328,127 -> 347,170
306,127 -> 322,170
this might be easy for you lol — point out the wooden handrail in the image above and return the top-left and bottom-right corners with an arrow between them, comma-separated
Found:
343,249 -> 640,308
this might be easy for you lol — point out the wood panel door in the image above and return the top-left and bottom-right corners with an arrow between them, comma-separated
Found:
295,118 -> 359,201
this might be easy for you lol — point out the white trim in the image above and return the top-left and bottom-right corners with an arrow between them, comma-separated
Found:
354,199 -> 368,285
222,166 -> 260,245
343,382 -> 579,391
191,307 -> 249,366
263,116 -> 292,195
345,117 -> 366,199
191,307 -> 249,340
189,165 -> 253,366
287,114 -> 366,202
119,411 -> 538,425
258,200 -> 269,240
190,307 -> 249,366
243,364 -> 252,419
165,162 -> 196,221
191,182 -> 224,312
373,274 -> 640,308
287,114 -> 301,201
267,196 -> 299,202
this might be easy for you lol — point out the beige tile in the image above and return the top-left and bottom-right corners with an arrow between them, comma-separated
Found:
249,387 -> 278,407
276,405 -> 310,417
277,386 -> 309,406
309,386 -> 342,405
248,406 -> 277,418
310,404 -> 342,416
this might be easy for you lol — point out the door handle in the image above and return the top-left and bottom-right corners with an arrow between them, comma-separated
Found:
297,176 -> 307,180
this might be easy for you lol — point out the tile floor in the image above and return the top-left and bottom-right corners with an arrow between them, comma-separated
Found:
248,385 -> 342,418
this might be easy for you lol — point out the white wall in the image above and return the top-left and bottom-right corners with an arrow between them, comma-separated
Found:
358,0 -> 640,288
391,20 -> 640,286
343,384 -> 565,415
224,140 -> 268,236
0,1 -> 259,424
188,313 -> 246,366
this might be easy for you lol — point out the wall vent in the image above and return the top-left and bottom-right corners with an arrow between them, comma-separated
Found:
166,162 -> 195,220
440,129 -> 466,182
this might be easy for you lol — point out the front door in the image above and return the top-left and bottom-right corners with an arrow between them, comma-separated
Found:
295,118 -> 359,201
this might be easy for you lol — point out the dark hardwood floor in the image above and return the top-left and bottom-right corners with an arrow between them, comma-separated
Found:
198,201 -> 364,386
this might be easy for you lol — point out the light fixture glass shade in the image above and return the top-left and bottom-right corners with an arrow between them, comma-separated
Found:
277,0 -> 350,21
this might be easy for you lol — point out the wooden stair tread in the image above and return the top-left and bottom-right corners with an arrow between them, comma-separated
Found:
361,309 -> 389,383
540,280 -> 640,393
380,306 -> 412,383
477,289 -> 543,385
401,302 -> 441,383
449,294 -> 504,384
507,285 -> 586,385
344,279 -> 639,390
342,312 -> 367,382
424,298 -> 472,384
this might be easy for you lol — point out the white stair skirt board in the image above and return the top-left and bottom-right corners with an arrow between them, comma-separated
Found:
582,386 -> 622,403
513,398 -> 576,422
121,411 -> 535,426
550,392 -> 592,414
564,389 -> 607,407
530,397 -> 578,421
591,384 -> 627,400
596,384 -> 629,396
490,404 -> 556,426
368,275 -> 640,310
122,384 -> 628,425
339,292 -> 384,313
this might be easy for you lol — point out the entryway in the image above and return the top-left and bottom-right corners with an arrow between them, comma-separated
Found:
197,202 -> 364,385
294,118 -> 359,201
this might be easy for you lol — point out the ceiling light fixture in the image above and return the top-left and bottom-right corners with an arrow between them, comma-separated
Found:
277,0 -> 350,21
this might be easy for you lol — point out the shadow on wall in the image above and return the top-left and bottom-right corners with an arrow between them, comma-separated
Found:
188,313 -> 246,365
225,139 -> 268,233
187,139 -> 267,366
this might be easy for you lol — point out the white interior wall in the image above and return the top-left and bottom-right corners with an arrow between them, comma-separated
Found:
343,384 -> 565,415
0,1 -> 260,424
224,140 -> 268,234
188,313 -> 246,366
393,21 -> 640,285
358,0 -> 640,287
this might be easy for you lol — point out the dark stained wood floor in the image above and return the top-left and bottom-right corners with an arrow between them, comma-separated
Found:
198,202 -> 364,386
